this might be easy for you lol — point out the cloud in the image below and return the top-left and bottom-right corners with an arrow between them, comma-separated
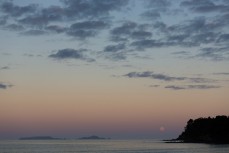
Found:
213,72 -> 229,75
0,83 -> 7,89
189,78 -> 214,83
62,0 -> 129,19
66,30 -> 96,39
1,66 -> 9,70
218,13 -> 229,26
144,0 -> 171,8
49,48 -> 95,62
168,17 -> 206,35
45,25 -> 66,33
49,48 -> 84,59
0,0 -> 128,38
180,0 -> 214,8
164,85 -> 186,90
190,32 -> 219,44
131,39 -> 164,50
102,52 -> 127,61
124,71 -> 218,90
172,51 -> 190,55
141,0 -> 171,19
180,0 -> 229,13
129,10 -> 228,53
217,34 -> 229,43
19,15 -> 50,28
131,31 -> 152,39
0,1 -> 38,17
69,21 -> 109,30
111,21 -> 137,36
41,5 -> 64,21
4,24 -> 24,31
124,71 -> 186,81
0,15 -> 7,25
194,46 -> 229,61
141,10 -> 161,20
165,85 -> 221,90
172,46 -> 229,61
110,21 -> 152,42
102,43 -> 130,61
17,5 -> 64,28
165,31 -> 219,47
0,0 -> 129,23
124,71 -> 215,83
66,20 -> 109,39
149,85 -> 160,88
143,15 -> 229,60
162,16 -> 225,46
21,30 -> 46,36
0,83 -> 13,89
153,21 -> 167,31
104,43 -> 126,52
0,0 -> 229,62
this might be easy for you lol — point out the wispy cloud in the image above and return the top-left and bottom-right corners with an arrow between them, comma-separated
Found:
21,30 -> 46,36
0,83 -> 13,89
165,85 -> 221,90
124,71 -> 186,81
124,71 -> 214,83
149,85 -> 160,88
180,0 -> 229,13
1,66 -> 9,70
213,72 -> 229,75
123,71 -> 220,90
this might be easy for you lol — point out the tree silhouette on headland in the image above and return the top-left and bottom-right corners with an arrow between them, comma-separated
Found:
177,115 -> 229,144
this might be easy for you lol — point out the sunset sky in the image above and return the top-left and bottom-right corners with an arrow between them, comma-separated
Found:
0,0 -> 229,139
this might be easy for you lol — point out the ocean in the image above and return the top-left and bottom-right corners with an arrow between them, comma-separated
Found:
0,139 -> 229,153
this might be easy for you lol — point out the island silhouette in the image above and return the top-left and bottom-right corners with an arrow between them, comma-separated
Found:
174,115 -> 229,144
19,135 -> 109,140
19,136 -> 62,140
79,135 -> 109,140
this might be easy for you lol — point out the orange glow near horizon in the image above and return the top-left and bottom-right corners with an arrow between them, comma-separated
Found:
1,83 -> 228,138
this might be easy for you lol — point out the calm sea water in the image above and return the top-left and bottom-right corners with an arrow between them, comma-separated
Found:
0,139 -> 229,153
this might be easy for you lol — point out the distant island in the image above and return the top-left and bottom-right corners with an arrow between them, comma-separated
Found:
79,135 -> 109,140
19,135 -> 109,140
171,115 -> 229,144
19,136 -> 62,140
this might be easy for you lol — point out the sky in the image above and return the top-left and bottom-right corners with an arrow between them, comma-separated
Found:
0,0 -> 229,139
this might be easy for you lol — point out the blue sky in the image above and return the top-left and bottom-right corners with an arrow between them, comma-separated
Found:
0,0 -> 229,139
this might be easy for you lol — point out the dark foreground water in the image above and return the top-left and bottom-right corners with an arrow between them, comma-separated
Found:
0,139 -> 229,153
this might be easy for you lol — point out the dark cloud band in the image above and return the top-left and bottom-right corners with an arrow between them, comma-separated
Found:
49,48 -> 95,62
165,85 -> 221,90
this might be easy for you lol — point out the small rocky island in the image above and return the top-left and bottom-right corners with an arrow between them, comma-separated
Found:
79,135 -> 109,140
19,136 -> 61,140
175,115 -> 229,144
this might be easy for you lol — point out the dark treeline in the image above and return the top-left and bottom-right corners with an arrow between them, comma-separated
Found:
177,115 -> 229,144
